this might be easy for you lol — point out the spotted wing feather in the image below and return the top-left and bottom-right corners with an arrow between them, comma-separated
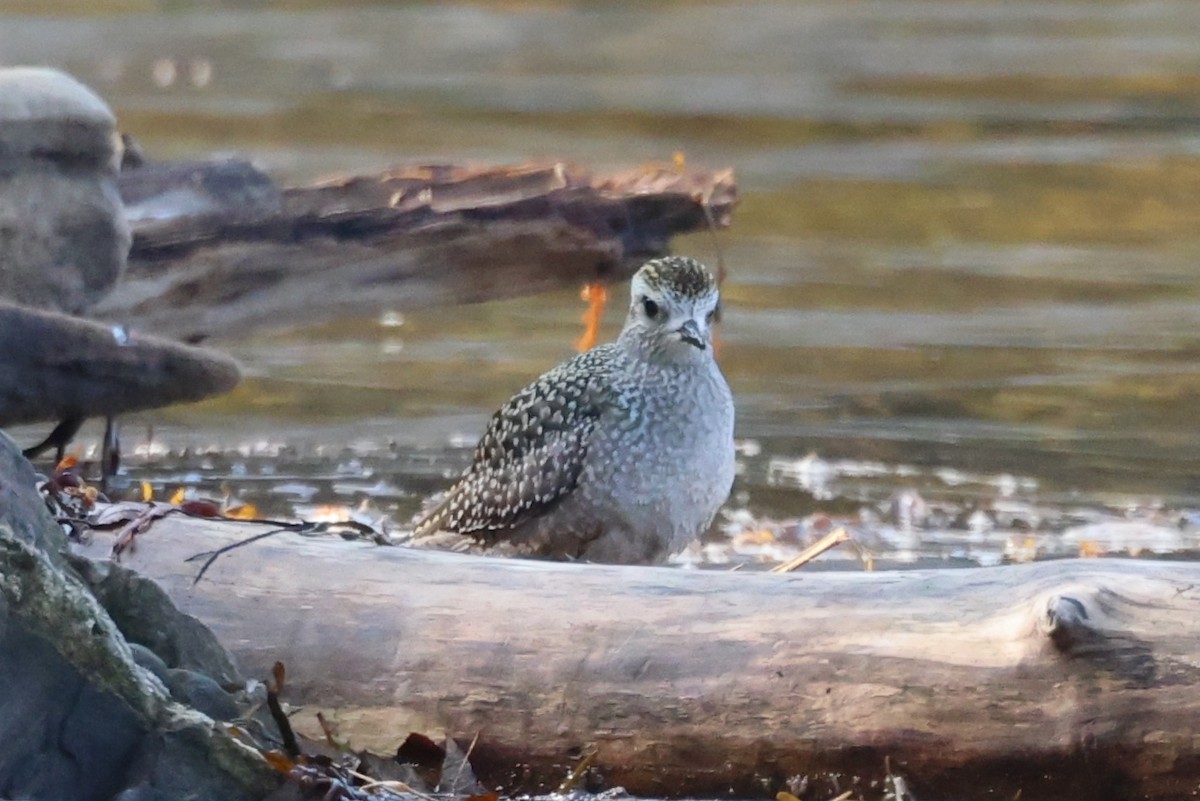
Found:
413,347 -> 612,537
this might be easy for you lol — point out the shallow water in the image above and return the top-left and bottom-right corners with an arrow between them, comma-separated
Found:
9,0 -> 1200,568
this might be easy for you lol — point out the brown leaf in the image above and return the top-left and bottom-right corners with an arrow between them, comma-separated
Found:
181,499 -> 222,518
262,749 -> 295,774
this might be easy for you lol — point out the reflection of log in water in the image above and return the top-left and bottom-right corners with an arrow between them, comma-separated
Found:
72,516 -> 1200,801
97,159 -> 738,342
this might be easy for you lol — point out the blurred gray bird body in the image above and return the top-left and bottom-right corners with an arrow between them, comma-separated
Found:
413,256 -> 735,564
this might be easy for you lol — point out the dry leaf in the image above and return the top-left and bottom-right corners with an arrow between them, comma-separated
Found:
224,502 -> 260,520
262,750 -> 294,774
575,283 -> 608,352
181,499 -> 221,518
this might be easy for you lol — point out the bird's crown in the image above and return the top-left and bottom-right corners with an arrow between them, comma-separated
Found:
634,256 -> 717,301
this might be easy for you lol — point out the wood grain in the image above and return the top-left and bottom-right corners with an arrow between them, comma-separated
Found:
71,517 -> 1200,800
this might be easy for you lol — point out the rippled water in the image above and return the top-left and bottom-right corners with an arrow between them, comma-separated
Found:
9,1 -> 1200,567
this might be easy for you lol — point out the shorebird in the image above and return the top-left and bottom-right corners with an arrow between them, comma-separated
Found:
412,255 -> 735,564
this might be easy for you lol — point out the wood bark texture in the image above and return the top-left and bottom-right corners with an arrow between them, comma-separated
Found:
70,516 -> 1200,801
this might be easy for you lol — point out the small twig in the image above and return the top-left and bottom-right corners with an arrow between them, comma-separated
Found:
99,415 -> 120,495
452,731 -> 480,793
111,505 -> 177,559
348,770 -> 437,801
770,527 -> 851,573
701,198 -> 727,288
266,662 -> 300,758
556,747 -> 598,793
186,525 -> 302,584
884,755 -> 915,801
316,711 -> 340,749
185,519 -> 380,584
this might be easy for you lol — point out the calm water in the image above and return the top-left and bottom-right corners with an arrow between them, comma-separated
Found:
9,1 -> 1200,566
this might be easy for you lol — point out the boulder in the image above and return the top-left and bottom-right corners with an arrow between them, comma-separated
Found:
0,432 -> 277,800
0,67 -> 131,312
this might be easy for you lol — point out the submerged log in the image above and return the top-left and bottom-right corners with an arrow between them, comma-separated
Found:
71,516 -> 1200,801
97,160 -> 737,341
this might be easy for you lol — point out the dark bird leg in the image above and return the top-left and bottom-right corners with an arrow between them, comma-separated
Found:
22,416 -> 85,462
100,415 -> 121,493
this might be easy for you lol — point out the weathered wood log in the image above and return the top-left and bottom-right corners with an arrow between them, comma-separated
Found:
71,516 -> 1200,801
96,160 -> 737,341
0,302 -> 238,426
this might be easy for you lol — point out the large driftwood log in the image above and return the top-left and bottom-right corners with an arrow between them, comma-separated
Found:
72,516 -> 1200,801
97,160 -> 736,341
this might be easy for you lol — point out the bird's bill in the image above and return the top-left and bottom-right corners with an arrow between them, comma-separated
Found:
675,319 -> 706,350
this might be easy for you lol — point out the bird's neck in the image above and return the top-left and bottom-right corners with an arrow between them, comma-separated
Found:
618,329 -> 711,372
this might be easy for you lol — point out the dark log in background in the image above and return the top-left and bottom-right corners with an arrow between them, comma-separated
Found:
2,159 -> 732,427
72,516 -> 1200,801
98,160 -> 737,342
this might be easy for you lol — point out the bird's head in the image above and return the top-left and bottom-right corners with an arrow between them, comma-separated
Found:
621,256 -> 721,364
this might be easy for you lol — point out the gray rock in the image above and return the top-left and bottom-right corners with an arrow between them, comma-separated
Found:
0,67 -> 130,312
113,785 -> 169,801
0,433 -> 276,801
0,430 -> 67,558
126,728 -> 272,801
68,555 -> 244,687
0,622 -> 146,801
129,643 -> 171,685
0,67 -> 120,167
166,668 -> 241,722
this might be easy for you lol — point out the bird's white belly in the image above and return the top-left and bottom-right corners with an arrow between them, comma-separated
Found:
578,375 -> 735,558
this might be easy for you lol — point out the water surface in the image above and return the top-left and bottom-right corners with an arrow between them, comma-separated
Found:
8,0 -> 1200,567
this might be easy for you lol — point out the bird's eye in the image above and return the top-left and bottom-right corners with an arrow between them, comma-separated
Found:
707,303 -> 721,324
642,297 -> 660,318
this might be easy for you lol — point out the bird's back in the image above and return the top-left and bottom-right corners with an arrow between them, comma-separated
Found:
411,344 -> 619,540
